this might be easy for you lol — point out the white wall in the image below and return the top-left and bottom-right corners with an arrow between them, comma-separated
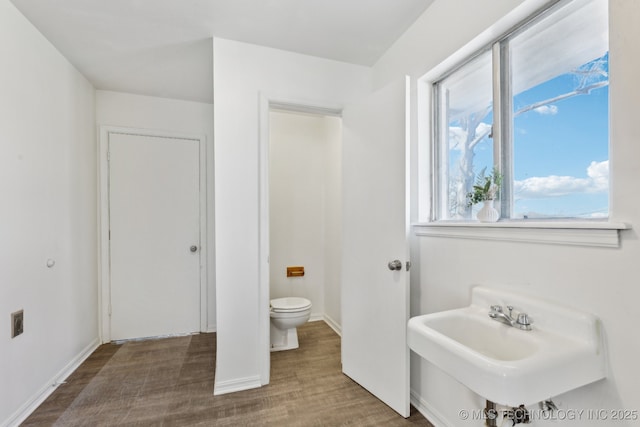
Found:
0,0 -> 97,425
213,37 -> 371,393
268,111 -> 342,327
95,90 -> 216,332
373,0 -> 640,425
322,116 -> 343,329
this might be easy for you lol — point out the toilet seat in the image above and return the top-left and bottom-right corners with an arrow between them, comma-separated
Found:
270,297 -> 312,313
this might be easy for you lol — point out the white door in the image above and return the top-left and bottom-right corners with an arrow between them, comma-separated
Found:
108,132 -> 201,341
341,77 -> 410,417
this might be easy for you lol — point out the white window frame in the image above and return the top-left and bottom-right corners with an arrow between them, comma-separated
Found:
414,0 -> 629,247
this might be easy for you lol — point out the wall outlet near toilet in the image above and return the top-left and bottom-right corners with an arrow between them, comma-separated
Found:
11,310 -> 24,338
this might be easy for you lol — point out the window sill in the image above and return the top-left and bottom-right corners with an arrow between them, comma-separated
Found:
413,220 -> 631,248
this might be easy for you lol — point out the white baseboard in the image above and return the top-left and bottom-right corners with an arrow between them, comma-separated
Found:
2,338 -> 100,427
309,313 -> 324,322
410,389 -> 452,427
322,314 -> 341,336
205,324 -> 217,333
213,375 -> 262,396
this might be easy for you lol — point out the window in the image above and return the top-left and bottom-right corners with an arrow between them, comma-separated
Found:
433,0 -> 609,222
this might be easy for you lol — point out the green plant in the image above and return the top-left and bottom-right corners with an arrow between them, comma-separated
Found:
466,168 -> 503,207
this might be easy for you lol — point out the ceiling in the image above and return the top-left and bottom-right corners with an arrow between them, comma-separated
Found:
11,0 -> 433,103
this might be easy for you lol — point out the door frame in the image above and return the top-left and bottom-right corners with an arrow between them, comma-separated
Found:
98,126 -> 208,343
258,95 -> 342,385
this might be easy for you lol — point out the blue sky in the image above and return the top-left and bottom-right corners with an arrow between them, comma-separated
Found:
449,53 -> 609,219
512,53 -> 609,218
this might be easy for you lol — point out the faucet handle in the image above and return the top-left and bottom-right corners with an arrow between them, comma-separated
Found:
490,305 -> 502,313
516,313 -> 532,330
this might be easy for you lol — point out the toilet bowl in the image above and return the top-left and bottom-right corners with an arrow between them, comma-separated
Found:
270,297 -> 312,352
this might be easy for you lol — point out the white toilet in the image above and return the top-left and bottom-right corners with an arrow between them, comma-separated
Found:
270,297 -> 312,351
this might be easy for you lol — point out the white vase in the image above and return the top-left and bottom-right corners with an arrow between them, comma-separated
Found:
477,200 -> 500,223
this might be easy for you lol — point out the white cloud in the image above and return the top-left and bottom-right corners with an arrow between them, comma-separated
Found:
533,105 -> 558,115
587,159 -> 609,192
514,160 -> 608,199
587,212 -> 608,219
515,175 -> 590,198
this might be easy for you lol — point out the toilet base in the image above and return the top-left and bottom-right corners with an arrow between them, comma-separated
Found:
270,323 -> 299,352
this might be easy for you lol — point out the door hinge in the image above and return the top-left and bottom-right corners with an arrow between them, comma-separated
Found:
108,303 -> 112,316
107,151 -> 111,161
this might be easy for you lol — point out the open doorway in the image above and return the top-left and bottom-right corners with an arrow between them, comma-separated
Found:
268,109 -> 342,329
258,101 -> 343,383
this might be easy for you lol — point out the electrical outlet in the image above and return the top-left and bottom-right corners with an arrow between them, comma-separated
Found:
11,310 -> 23,338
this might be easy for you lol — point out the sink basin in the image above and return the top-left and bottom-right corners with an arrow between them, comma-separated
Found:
407,286 -> 606,406
421,311 -> 538,361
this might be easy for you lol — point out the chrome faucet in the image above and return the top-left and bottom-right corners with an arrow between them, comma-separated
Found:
489,305 -> 532,331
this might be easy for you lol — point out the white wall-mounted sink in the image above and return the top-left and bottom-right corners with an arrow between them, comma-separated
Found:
407,286 -> 606,406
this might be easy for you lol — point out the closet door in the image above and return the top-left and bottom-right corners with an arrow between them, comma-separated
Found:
108,132 -> 201,341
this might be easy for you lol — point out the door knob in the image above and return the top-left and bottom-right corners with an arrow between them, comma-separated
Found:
387,259 -> 402,271
190,245 -> 198,253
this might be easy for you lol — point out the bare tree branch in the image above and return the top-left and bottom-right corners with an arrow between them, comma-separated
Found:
468,126 -> 492,151
514,81 -> 609,117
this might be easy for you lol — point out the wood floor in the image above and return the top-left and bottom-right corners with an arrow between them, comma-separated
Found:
23,321 -> 433,426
